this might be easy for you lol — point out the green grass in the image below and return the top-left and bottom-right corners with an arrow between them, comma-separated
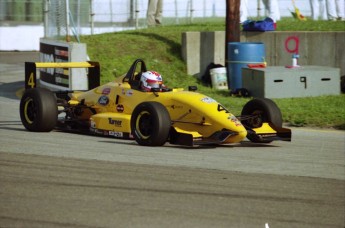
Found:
275,17 -> 345,31
80,18 -> 345,130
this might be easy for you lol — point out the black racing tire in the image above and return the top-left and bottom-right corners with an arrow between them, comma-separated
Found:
20,88 -> 58,132
241,98 -> 283,143
131,102 -> 171,146
241,98 -> 283,128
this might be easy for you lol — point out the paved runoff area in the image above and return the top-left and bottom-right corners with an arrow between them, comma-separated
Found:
0,52 -> 344,228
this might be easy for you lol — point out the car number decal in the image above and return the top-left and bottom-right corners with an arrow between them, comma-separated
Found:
217,104 -> 230,113
27,72 -> 36,88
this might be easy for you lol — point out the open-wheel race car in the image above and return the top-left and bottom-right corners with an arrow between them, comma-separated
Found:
20,59 -> 291,147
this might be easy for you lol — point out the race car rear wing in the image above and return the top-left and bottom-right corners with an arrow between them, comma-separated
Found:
25,61 -> 100,90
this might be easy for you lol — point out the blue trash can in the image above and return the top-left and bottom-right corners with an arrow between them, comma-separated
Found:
227,42 -> 265,91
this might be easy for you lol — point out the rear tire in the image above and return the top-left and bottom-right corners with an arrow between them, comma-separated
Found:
20,88 -> 58,132
131,102 -> 171,146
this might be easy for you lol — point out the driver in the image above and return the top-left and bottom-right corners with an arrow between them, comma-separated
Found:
140,71 -> 165,91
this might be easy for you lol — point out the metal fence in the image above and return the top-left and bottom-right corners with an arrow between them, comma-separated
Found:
0,0 -> 313,37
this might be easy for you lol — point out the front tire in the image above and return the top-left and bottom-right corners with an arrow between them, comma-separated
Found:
20,88 -> 58,132
241,98 -> 283,143
131,102 -> 171,146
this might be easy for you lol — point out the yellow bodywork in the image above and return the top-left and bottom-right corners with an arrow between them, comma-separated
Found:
69,74 -> 248,144
23,60 -> 291,146
252,123 -> 278,134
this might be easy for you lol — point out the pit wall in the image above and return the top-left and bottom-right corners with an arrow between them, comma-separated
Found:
181,31 -> 345,78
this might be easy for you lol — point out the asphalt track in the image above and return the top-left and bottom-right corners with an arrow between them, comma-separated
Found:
0,52 -> 344,228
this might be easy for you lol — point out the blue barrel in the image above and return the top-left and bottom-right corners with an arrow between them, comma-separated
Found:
227,42 -> 265,91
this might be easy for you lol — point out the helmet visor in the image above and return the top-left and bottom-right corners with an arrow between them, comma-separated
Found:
146,79 -> 162,89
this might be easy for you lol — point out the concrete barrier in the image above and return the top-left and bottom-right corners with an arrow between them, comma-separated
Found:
181,32 -> 200,76
199,31 -> 225,77
182,31 -> 345,78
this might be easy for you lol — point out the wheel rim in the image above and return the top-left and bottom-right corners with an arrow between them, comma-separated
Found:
135,111 -> 152,139
248,110 -> 263,128
24,98 -> 36,124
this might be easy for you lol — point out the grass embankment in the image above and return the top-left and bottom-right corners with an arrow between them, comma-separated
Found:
80,18 -> 345,130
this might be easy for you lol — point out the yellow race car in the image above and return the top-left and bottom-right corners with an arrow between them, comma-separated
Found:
20,59 -> 291,146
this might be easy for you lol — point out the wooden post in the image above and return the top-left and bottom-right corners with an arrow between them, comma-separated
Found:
225,0 -> 240,90
225,0 -> 240,57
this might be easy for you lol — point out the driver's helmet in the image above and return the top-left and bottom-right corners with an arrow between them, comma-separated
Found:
140,71 -> 163,91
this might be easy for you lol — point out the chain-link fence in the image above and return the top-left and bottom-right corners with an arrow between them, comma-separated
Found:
0,0 -> 44,21
0,0 -> 313,38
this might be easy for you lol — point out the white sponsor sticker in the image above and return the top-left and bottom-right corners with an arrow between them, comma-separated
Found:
201,97 -> 215,104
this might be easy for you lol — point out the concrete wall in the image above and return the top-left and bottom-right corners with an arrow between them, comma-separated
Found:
182,31 -> 345,78
181,32 -> 200,76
